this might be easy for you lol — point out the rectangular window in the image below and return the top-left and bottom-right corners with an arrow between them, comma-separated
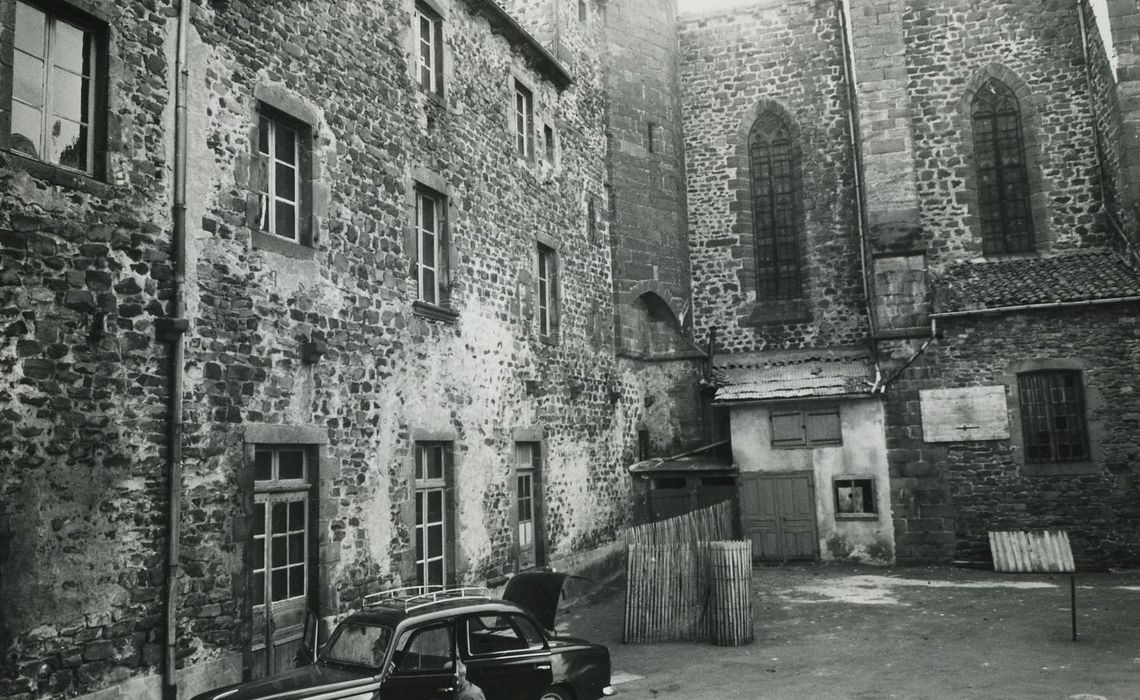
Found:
513,442 -> 543,570
514,81 -> 533,159
9,0 -> 102,174
1018,371 -> 1090,463
252,447 -> 311,607
257,111 -> 304,242
543,123 -> 555,163
415,2 -> 443,95
647,122 -> 658,153
415,443 -> 451,586
536,244 -> 557,337
834,478 -> 876,518
415,186 -> 445,306
771,406 -> 841,448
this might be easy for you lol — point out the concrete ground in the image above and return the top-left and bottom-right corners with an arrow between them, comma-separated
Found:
560,563 -> 1140,700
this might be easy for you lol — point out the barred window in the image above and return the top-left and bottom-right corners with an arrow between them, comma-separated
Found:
1018,371 -> 1089,463
749,111 -> 802,300
972,79 -> 1034,254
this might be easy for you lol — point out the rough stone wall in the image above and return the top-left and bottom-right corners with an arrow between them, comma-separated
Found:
680,1 -> 868,356
0,0 -> 177,696
884,306 -> 1140,566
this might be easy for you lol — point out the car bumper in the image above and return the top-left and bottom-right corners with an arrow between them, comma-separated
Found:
602,686 -> 615,696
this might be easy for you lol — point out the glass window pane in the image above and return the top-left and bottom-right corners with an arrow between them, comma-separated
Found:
275,201 -> 296,239
272,569 -> 288,601
415,491 -> 424,522
288,533 -> 305,564
14,52 -> 46,107
253,537 -> 265,570
421,232 -> 436,268
275,162 -> 296,202
420,269 -> 436,305
419,195 -> 435,231
10,102 -> 43,158
53,21 -> 87,74
289,564 -> 305,598
428,559 -> 444,586
427,448 -> 443,480
415,527 -> 423,560
272,502 -> 287,533
279,450 -> 304,480
254,451 -> 272,481
427,524 -> 442,558
272,535 -> 287,568
15,2 -> 46,57
51,119 -> 87,171
275,124 -> 296,164
427,490 -> 442,522
288,499 -> 305,529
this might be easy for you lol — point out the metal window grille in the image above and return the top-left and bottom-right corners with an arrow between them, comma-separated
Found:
972,79 -> 1034,254
749,112 -> 802,300
257,115 -> 300,241
11,1 -> 97,172
1018,371 -> 1089,463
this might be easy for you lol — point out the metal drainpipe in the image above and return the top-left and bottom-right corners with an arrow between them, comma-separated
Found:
164,0 -> 190,697
836,0 -> 881,369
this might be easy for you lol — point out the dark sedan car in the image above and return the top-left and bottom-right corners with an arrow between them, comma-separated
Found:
190,575 -> 614,700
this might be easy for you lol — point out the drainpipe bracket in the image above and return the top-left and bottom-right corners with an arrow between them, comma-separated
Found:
156,317 -> 190,343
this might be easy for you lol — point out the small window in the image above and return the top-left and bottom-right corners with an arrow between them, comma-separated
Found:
415,2 -> 443,95
395,623 -> 453,673
8,0 -> 105,175
834,478 -> 876,518
647,122 -> 658,153
578,0 -> 587,22
414,185 -> 447,307
1018,371 -> 1089,463
257,108 -> 310,244
771,406 -> 841,448
637,428 -> 650,460
587,195 -> 598,242
514,81 -> 534,159
537,244 -> 558,338
466,614 -> 543,656
543,123 -> 556,163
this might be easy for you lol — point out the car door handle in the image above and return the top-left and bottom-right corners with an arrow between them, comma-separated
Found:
535,664 -> 551,670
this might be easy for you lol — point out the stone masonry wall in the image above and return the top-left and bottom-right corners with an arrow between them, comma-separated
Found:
885,306 -> 1140,566
0,0 -> 177,696
680,0 -> 869,356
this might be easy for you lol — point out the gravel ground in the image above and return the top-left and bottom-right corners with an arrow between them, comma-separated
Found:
560,563 -> 1140,700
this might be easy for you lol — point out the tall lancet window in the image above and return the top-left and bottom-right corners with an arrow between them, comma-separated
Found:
972,78 -> 1034,254
749,112 -> 803,300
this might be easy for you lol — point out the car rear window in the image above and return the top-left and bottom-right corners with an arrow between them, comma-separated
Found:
466,614 -> 544,655
323,621 -> 393,668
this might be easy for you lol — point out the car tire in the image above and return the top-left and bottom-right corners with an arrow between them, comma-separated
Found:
539,685 -> 573,700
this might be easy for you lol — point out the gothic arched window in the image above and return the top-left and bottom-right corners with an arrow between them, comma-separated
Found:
972,79 -> 1034,254
749,111 -> 802,300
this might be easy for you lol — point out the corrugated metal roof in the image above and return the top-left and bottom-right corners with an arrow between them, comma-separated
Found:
712,348 -> 876,403
933,251 -> 1140,314
988,530 -> 1075,573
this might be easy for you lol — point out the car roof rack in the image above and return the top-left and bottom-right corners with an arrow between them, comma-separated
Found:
363,585 -> 493,613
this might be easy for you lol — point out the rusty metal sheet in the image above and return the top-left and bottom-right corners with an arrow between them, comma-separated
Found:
988,530 -> 1075,573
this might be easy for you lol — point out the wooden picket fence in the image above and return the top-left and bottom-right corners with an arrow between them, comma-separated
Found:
622,502 -> 752,645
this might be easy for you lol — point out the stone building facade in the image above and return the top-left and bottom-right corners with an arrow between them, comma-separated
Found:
2,0 -> 1140,698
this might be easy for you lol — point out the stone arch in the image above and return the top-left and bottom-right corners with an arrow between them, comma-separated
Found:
956,64 -> 1050,254
732,99 -> 809,311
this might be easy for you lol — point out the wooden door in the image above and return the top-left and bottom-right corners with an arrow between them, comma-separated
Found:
740,472 -> 817,562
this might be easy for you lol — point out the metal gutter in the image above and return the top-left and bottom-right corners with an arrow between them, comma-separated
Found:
931,294 -> 1140,319
472,0 -> 573,90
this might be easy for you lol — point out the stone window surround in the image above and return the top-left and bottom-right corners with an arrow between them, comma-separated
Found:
249,82 -> 328,260
406,166 -> 459,323
955,64 -> 1052,257
241,424 -> 336,619
1001,358 -> 1102,476
0,0 -> 114,193
731,98 -> 812,326
534,232 -> 559,344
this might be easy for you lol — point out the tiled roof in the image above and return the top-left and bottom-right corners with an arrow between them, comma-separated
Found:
933,251 -> 1140,314
712,348 -> 876,402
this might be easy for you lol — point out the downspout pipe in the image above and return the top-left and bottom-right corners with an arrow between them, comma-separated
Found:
163,1 -> 191,698
837,0 -> 882,374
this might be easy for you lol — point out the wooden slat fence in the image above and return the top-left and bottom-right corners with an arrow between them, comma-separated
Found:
622,502 -> 751,645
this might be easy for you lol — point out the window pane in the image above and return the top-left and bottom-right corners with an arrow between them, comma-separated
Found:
427,490 -> 442,522
51,69 -> 84,122
419,195 -> 435,231
51,119 -> 87,171
427,523 -> 442,558
289,533 -> 305,565
272,569 -> 288,601
275,124 -> 296,164
288,499 -> 305,529
427,559 -> 444,586
279,450 -> 304,480
275,162 -> 296,201
15,2 -> 46,57
289,564 -> 305,598
14,52 -> 45,107
10,102 -> 43,158
427,447 -> 443,480
272,535 -> 287,568
53,21 -> 88,74
275,201 -> 296,239
421,232 -> 436,268
272,502 -> 287,533
253,537 -> 265,570
254,451 -> 272,481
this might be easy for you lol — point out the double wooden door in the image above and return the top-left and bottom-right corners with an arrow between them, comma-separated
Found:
740,472 -> 818,562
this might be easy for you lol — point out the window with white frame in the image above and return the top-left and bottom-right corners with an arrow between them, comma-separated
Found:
252,446 -> 311,606
513,442 -> 542,570
415,186 -> 446,306
415,2 -> 443,95
414,442 -> 451,586
9,0 -> 104,174
514,81 -> 533,159
537,244 -> 557,338
257,109 -> 307,243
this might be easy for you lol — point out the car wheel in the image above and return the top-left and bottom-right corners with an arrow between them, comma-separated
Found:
539,685 -> 572,700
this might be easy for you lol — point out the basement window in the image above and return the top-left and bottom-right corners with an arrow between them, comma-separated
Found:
834,478 -> 876,519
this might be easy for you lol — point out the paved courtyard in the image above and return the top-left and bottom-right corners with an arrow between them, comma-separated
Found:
562,563 -> 1140,700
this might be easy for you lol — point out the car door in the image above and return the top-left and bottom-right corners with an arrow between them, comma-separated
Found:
379,621 -> 456,700
460,612 -> 552,700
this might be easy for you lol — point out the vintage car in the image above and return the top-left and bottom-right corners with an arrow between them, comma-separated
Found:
190,573 -> 614,700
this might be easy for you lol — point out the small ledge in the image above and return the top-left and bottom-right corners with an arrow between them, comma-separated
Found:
538,333 -> 559,347
836,513 -> 880,522
4,150 -> 120,197
251,229 -> 317,260
412,300 -> 459,324
1021,461 -> 1101,477
742,298 -> 812,326
872,325 -> 932,341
